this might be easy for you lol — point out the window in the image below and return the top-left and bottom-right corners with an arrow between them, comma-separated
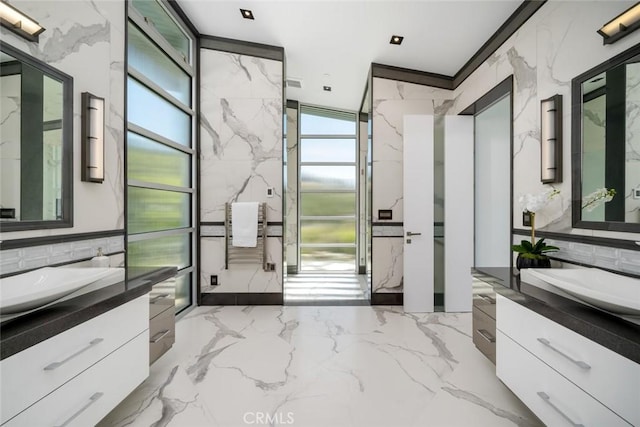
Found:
127,0 -> 195,313
299,106 -> 358,271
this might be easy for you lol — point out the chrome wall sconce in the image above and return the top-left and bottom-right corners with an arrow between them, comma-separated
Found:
598,2 -> 640,45
81,92 -> 105,183
0,1 -> 45,42
540,94 -> 562,184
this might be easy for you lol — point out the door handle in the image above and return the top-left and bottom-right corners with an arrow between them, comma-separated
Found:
406,232 -> 422,236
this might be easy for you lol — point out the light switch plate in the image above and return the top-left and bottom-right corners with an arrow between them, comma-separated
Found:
266,187 -> 274,198
634,187 -> 640,199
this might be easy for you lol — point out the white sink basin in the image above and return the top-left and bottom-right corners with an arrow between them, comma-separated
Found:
0,267 -> 117,314
526,268 -> 640,316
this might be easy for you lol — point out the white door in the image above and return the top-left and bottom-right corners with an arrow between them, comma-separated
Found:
403,115 -> 434,313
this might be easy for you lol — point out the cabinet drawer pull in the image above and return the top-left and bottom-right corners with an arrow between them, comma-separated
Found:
537,392 -> 584,427
477,329 -> 496,343
537,338 -> 591,370
150,329 -> 171,343
44,338 -> 104,371
54,392 -> 103,427
150,293 -> 170,303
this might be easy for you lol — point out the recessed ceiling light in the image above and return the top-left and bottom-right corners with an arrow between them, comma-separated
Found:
240,9 -> 254,20
390,35 -> 404,45
323,86 -> 332,92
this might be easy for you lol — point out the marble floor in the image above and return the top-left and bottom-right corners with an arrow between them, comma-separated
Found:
99,306 -> 541,427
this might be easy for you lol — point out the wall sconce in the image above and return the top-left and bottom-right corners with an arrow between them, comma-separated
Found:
540,94 -> 562,184
81,92 -> 105,183
0,1 -> 45,42
598,2 -> 640,45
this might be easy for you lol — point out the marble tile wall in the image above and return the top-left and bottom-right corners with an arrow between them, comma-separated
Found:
451,0 -> 640,244
0,0 -> 125,242
199,49 -> 283,294
199,237 -> 283,294
369,2 -> 640,296
0,0 -> 125,276
370,78 -> 453,293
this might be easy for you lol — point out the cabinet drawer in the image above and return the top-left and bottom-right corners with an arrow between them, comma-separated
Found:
497,331 -> 630,427
0,295 -> 148,424
473,293 -> 496,319
149,307 -> 175,365
4,331 -> 149,427
497,295 -> 640,426
473,308 -> 496,364
149,278 -> 175,319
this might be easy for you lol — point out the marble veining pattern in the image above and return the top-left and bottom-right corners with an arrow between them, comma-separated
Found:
371,78 -> 453,224
100,306 -> 540,427
372,238 -> 403,293
200,50 -> 283,224
372,225 -> 404,237
199,49 -> 283,294
0,0 -> 125,240
200,237 -> 282,293
371,78 -> 455,294
451,0 -> 640,242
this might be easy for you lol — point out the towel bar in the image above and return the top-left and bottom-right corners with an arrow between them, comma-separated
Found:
225,202 -> 268,271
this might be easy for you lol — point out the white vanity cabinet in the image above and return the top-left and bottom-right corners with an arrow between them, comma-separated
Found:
496,295 -> 640,426
0,295 -> 149,426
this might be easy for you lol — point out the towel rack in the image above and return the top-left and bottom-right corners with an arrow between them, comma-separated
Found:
225,202 -> 268,271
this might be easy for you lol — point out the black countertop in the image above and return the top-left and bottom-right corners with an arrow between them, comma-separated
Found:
0,266 -> 176,360
472,267 -> 640,364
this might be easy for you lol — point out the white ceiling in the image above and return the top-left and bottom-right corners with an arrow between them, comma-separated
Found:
178,0 -> 523,111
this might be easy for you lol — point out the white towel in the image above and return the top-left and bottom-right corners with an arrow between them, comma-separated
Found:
232,202 -> 259,247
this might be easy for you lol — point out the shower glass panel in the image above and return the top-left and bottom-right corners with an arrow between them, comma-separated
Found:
474,95 -> 511,267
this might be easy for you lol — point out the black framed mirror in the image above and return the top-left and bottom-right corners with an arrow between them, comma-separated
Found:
572,43 -> 640,232
0,42 -> 73,231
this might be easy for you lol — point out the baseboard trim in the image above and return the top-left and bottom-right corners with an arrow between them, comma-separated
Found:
200,292 -> 283,305
371,293 -> 403,305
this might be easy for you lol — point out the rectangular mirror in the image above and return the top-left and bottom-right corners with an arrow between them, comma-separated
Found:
572,44 -> 640,232
0,43 -> 73,231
